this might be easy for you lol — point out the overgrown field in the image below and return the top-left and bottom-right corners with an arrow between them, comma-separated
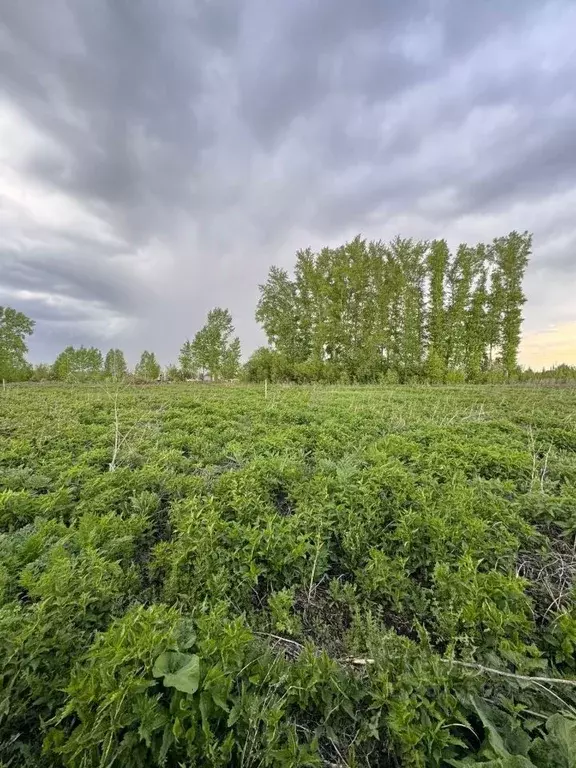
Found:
1,383 -> 576,767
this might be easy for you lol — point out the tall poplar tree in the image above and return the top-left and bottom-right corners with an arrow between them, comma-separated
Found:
486,268 -> 505,366
255,231 -> 531,384
179,340 -> 197,379
492,231 -> 532,377
256,268 -> 302,364
464,250 -> 489,382
424,240 -> 449,381
445,244 -> 476,372
392,238 -> 426,379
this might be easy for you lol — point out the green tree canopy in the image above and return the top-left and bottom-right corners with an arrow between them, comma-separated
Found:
178,340 -> 197,379
242,347 -> 288,383
189,308 -> 241,380
52,346 -> 103,381
135,351 -> 161,381
104,349 -> 127,379
255,232 -> 532,383
0,306 -> 35,382
221,336 -> 241,380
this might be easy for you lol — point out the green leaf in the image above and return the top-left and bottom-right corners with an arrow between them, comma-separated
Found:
546,713 -> 576,754
152,651 -> 200,694
158,726 -> 174,766
471,696 -> 509,758
530,714 -> 576,767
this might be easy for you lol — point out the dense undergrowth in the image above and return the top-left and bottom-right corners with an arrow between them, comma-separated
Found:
1,383 -> 576,767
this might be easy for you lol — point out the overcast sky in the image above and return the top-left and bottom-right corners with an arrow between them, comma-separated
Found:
1,0 -> 575,368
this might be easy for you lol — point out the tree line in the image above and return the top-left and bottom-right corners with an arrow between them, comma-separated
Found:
0,307 -> 241,383
248,231 -> 533,383
2,230 -> 566,386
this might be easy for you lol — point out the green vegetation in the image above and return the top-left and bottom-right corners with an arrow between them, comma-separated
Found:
0,231 -> 536,386
52,346 -> 104,381
1,382 -> 576,766
104,350 -> 128,380
254,232 -> 532,383
135,351 -> 162,382
0,306 -> 35,382
180,307 -> 242,381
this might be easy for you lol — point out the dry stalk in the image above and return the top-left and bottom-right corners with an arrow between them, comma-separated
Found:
341,656 -> 576,688
109,390 -> 121,472
307,539 -> 322,606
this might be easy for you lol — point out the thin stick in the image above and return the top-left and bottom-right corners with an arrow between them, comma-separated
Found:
109,391 -> 120,472
540,444 -> 552,491
440,659 -> 576,687
342,657 -> 576,688
254,632 -> 304,649
529,425 -> 537,492
307,539 -> 321,605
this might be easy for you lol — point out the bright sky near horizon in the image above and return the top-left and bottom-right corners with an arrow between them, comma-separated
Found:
1,1 -> 575,369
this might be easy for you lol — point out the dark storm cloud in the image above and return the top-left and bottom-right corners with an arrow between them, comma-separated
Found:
236,0 -> 434,147
236,0 -> 542,152
0,0 -> 575,364
0,0 -> 241,240
460,117 -> 576,213
1,249 -> 142,312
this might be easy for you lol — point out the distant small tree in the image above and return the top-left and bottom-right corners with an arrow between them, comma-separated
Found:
104,349 -> 127,379
0,306 -> 35,382
189,308 -> 240,381
52,346 -> 74,380
30,363 -> 52,382
76,346 -> 103,377
178,340 -> 197,379
221,336 -> 241,380
243,347 -> 273,382
52,346 -> 102,380
165,364 -> 183,382
242,347 -> 295,382
135,351 -> 161,381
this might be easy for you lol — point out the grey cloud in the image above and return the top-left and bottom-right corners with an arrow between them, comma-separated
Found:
533,233 -> 576,275
1,252 -> 139,313
460,117 -> 576,213
0,0 -> 575,363
1,0 -> 241,242
236,6 -> 424,146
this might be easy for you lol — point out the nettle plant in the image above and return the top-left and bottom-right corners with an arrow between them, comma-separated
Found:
0,383 -> 576,766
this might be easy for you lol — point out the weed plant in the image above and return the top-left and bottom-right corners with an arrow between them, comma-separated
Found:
1,383 -> 576,766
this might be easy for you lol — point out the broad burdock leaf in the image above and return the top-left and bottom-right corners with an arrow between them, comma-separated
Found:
152,651 -> 200,694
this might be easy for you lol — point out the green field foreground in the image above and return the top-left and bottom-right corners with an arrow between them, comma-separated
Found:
1,383 -> 576,766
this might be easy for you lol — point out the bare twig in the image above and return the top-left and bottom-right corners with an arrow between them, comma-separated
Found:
341,656 -> 576,688
540,444 -> 552,491
109,389 -> 121,472
307,539 -> 322,606
440,659 -> 576,687
529,425 -> 537,492
254,632 -> 305,649
517,545 -> 576,618
328,738 -> 351,768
